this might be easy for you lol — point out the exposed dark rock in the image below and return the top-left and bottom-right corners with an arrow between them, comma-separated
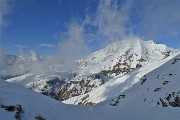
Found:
160,98 -> 168,107
0,104 -> 23,120
162,81 -> 170,85
157,92 -> 180,107
15,105 -> 23,120
35,115 -> 46,120
154,88 -> 161,92
169,74 -> 173,76
162,51 -> 172,59
5,106 -> 15,112
136,64 -> 142,68
137,58 -> 146,62
141,78 -> 147,85
119,95 -> 126,98
85,102 -> 95,105
172,58 -> 180,64
166,94 -> 172,101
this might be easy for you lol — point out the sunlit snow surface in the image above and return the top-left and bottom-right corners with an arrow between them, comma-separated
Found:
0,54 -> 180,120
64,53 -> 179,104
0,70 -> 179,120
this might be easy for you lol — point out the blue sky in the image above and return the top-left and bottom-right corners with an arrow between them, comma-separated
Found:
0,0 -> 180,56
1,0 -> 97,55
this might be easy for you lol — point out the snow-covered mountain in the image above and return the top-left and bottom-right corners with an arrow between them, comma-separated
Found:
78,38 -> 177,75
4,50 -> 42,65
0,54 -> 180,120
15,50 -> 42,64
3,38 -> 180,105
61,38 -> 179,104
0,50 -> 42,80
101,54 -> 180,108
63,53 -> 179,105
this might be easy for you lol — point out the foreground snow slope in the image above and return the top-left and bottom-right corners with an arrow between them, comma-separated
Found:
101,54 -> 180,108
1,78 -> 180,120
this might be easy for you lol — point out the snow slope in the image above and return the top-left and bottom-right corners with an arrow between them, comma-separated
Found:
64,53 -> 179,104
101,54 -> 180,108
1,78 -> 180,120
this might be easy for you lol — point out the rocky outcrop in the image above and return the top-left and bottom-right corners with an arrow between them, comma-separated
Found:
0,104 -> 23,120
58,75 -> 104,101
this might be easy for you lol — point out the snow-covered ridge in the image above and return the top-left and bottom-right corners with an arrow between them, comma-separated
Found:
64,53 -> 179,105
78,38 -> 178,75
101,54 -> 180,108
61,38 -> 179,104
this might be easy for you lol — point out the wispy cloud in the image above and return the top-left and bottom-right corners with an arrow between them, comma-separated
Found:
82,0 -> 134,47
0,0 -> 12,70
94,0 -> 133,45
12,44 -> 27,48
58,0 -> 133,60
59,21 -> 90,60
38,44 -> 57,48
59,0 -> 180,55
133,0 -> 180,41
0,0 -> 11,30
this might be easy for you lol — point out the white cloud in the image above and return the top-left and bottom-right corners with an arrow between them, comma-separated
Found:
12,45 -> 27,47
94,0 -> 133,45
134,0 -> 180,40
0,0 -> 11,71
39,44 -> 57,48
58,0 -> 133,59
59,21 -> 90,60
0,0 -> 11,30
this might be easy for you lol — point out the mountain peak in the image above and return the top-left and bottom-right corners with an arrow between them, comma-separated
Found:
78,38 -> 178,75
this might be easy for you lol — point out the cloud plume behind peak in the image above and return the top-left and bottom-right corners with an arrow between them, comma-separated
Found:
58,0 -> 134,60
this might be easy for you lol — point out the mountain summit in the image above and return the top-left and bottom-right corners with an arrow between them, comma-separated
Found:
78,38 -> 178,75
